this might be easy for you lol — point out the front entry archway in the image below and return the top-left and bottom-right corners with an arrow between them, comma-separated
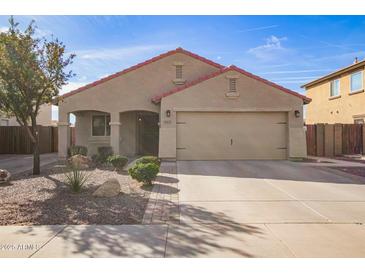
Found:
136,111 -> 159,156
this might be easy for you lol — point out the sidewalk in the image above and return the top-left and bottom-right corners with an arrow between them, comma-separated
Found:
0,225 -> 168,258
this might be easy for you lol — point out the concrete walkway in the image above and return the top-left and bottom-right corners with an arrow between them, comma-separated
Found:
0,153 -> 58,175
2,159 -> 365,257
142,162 -> 179,224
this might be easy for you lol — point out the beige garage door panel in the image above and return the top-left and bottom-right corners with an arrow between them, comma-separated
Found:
176,112 -> 287,160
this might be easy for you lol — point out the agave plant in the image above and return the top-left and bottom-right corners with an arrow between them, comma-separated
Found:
64,165 -> 90,193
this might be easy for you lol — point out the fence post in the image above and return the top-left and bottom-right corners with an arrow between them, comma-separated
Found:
363,125 -> 365,155
316,124 -> 325,157
334,124 -> 343,156
324,124 -> 334,157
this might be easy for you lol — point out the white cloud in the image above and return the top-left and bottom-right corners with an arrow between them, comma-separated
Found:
271,76 -> 323,81
0,26 -> 8,33
76,44 -> 173,61
247,35 -> 289,60
261,69 -> 333,75
60,82 -> 88,95
216,56 -> 222,60
34,27 -> 52,38
238,25 -> 278,33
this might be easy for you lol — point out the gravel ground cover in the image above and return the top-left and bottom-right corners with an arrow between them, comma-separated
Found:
0,163 -> 151,225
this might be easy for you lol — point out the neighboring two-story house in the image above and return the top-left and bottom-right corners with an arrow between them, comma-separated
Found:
303,58 -> 365,124
0,104 -> 54,126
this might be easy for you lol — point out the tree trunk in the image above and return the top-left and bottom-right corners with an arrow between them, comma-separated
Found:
31,122 -> 40,175
33,137 -> 40,175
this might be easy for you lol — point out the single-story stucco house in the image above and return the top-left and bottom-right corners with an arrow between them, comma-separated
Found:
56,47 -> 311,161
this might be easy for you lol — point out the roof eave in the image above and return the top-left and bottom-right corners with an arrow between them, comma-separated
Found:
301,60 -> 365,89
152,65 -> 311,104
60,47 -> 225,100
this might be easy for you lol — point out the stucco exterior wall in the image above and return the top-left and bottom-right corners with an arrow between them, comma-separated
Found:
159,70 -> 307,159
58,52 -> 220,119
58,52 -> 220,158
306,67 -> 365,124
74,111 -> 110,156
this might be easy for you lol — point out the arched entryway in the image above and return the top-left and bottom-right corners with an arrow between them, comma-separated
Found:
136,111 -> 159,156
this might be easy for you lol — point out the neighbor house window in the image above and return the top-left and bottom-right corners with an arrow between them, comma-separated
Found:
176,65 -> 183,79
330,79 -> 340,97
92,114 -> 110,136
354,118 -> 364,124
350,71 -> 363,93
229,78 -> 237,92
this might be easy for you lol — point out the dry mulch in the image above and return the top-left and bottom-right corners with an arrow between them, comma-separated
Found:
0,163 -> 151,225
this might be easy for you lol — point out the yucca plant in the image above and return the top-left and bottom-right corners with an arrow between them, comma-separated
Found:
64,165 -> 90,193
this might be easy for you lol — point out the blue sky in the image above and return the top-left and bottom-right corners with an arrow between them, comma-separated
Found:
1,16 -> 365,119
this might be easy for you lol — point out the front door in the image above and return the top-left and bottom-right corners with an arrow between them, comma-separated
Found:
137,112 -> 159,156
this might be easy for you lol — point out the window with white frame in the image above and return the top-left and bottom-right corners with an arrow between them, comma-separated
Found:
92,114 -> 110,136
330,79 -> 340,97
175,65 -> 183,79
350,71 -> 363,93
229,78 -> 237,93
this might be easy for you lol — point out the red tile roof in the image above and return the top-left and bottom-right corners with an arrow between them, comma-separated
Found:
60,47 -> 224,100
151,65 -> 311,104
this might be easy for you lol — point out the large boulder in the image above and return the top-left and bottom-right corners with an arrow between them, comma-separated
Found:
93,178 -> 121,198
68,154 -> 92,169
0,169 -> 11,184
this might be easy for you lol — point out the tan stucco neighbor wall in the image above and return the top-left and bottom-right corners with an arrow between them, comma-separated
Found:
305,66 -> 365,124
0,104 -> 53,126
159,70 -> 307,160
58,52 -> 220,158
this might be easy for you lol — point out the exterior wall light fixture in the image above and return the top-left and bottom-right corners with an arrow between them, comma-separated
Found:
166,110 -> 171,117
294,110 -> 300,118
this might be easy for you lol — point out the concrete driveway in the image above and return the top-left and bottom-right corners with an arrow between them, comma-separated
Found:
165,160 -> 365,257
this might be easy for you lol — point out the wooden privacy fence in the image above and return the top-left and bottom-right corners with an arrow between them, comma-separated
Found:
0,126 -> 58,154
306,124 -> 365,157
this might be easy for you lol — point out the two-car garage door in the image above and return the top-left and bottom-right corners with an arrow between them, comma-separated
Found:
176,112 -> 288,160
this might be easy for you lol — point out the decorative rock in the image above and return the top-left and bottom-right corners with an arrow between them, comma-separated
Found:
68,154 -> 92,169
92,178 -> 121,198
0,169 -> 11,184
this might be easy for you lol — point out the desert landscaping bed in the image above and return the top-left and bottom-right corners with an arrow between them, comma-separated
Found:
0,163 -> 151,225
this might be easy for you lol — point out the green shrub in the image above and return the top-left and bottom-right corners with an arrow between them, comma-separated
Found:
128,162 -> 159,185
107,155 -> 128,170
64,165 -> 90,193
135,156 -> 160,167
91,154 -> 99,164
68,145 -> 88,157
97,146 -> 113,163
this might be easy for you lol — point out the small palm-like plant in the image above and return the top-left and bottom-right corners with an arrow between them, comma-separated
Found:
64,165 -> 90,193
